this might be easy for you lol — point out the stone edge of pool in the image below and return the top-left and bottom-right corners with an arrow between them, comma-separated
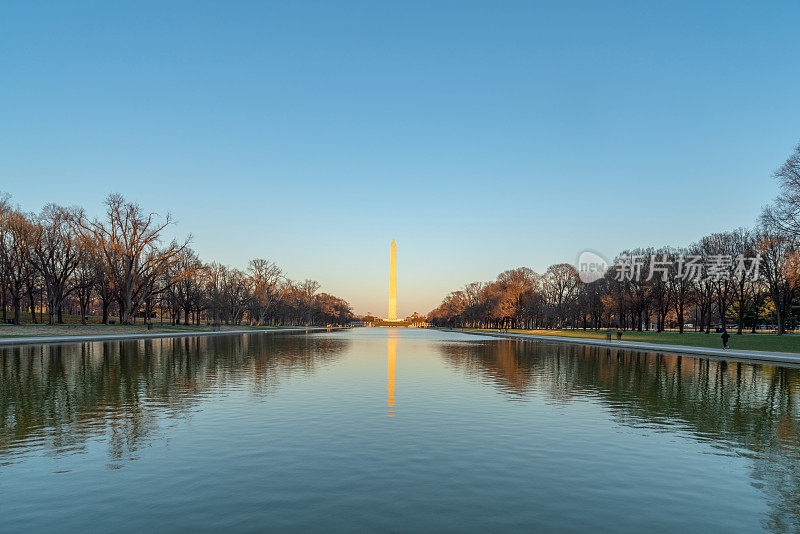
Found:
442,328 -> 800,366
0,327 -> 346,347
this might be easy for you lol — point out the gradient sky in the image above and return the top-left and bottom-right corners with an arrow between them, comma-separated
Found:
2,1 -> 799,316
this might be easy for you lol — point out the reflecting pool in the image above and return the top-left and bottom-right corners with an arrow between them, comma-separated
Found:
2,328 -> 799,532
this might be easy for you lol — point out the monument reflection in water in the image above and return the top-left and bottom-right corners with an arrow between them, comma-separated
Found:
2,329 -> 800,532
387,337 -> 397,417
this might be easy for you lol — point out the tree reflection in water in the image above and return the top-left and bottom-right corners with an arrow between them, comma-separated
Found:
438,340 -> 800,532
0,334 -> 347,468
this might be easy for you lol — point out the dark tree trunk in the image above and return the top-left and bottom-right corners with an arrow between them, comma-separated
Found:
79,297 -> 89,325
13,297 -> 21,325
751,293 -> 761,333
26,284 -> 37,324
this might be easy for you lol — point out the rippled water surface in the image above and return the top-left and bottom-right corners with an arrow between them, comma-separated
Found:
2,328 -> 800,532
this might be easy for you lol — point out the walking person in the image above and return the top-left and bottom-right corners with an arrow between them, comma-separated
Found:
721,329 -> 730,350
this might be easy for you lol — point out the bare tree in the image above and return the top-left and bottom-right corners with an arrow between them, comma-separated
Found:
24,269 -> 42,324
29,204 -> 83,324
73,194 -> 192,324
729,228 -> 758,334
766,141 -> 800,244
73,258 -> 97,325
297,279 -> 321,325
248,258 -> 283,325
497,267 -> 539,328
219,266 -> 250,324
665,249 -> 695,334
701,232 -> 737,330
647,248 -> 672,332
171,248 -> 204,325
0,210 -> 35,324
543,263 -> 580,328
0,192 -> 351,328
758,211 -> 798,335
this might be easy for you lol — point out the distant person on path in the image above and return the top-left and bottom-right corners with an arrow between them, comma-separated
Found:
721,329 -> 730,350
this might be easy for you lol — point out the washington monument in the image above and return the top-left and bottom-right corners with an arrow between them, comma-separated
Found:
388,239 -> 397,320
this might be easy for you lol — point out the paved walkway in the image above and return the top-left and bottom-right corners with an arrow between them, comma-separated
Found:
0,327 -> 341,347
451,329 -> 800,366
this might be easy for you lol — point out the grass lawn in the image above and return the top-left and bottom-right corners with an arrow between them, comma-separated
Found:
463,328 -> 800,354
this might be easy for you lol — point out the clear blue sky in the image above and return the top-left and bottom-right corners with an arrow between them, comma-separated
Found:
2,1 -> 799,316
